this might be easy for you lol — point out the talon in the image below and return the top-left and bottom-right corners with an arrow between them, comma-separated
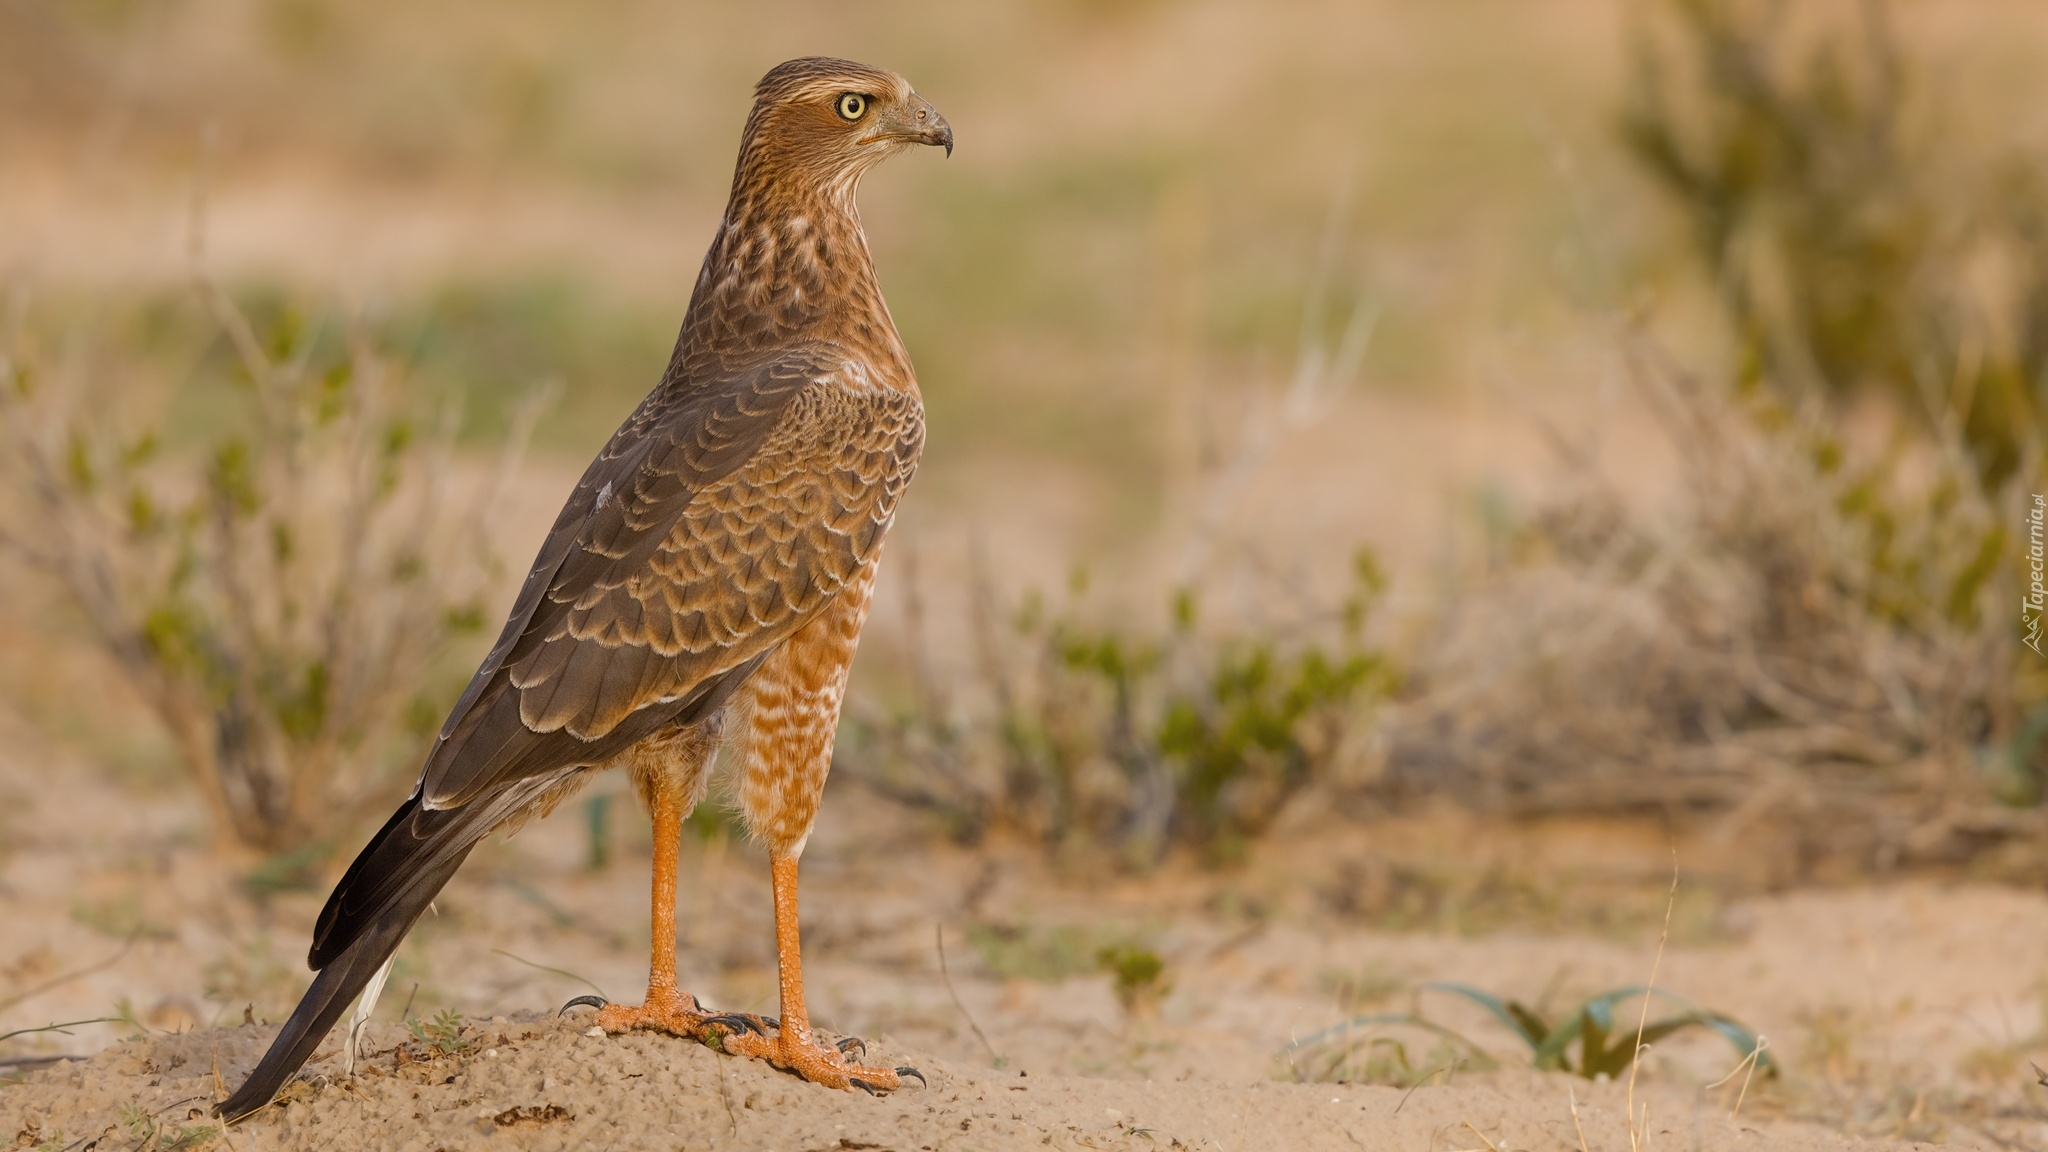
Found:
559,994 -> 609,1016
895,1066 -> 926,1088
703,1013 -> 768,1037
848,1077 -> 878,1095
836,1036 -> 867,1060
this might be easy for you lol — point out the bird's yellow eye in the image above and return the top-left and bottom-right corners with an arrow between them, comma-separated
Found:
836,93 -> 868,121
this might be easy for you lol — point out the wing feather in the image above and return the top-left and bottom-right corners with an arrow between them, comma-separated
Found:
417,345 -> 922,810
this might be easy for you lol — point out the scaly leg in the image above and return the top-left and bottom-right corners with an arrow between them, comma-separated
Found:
568,722 -> 768,1043
721,854 -> 919,1091
590,784 -> 714,1032
718,564 -> 920,1091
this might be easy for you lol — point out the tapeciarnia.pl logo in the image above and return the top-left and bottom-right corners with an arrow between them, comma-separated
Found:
2028,493 -> 2046,655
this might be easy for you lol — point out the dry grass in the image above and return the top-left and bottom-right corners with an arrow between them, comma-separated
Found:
0,266 -> 540,853
1367,0 -> 2045,882
1378,337 -> 2029,880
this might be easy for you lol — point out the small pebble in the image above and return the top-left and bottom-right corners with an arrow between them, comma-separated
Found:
584,1027 -> 606,1038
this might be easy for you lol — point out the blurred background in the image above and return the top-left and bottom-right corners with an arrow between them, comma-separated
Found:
5,0 -> 2048,1139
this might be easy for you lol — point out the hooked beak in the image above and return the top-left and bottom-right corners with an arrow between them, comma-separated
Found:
911,96 -> 953,157
860,95 -> 954,157
925,112 -> 953,157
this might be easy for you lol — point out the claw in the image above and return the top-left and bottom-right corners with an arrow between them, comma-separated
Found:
848,1077 -> 879,1095
836,1036 -> 867,1060
559,994 -> 608,1016
895,1065 -> 927,1088
702,1013 -> 769,1037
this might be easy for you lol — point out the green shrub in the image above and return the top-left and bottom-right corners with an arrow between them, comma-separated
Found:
0,282 -> 540,852
851,550 -> 1395,866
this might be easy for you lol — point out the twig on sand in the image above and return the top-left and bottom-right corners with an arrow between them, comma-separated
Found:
1569,1084 -> 1591,1152
936,925 -> 999,1065
1703,1036 -> 1772,1119
1462,1119 -> 1503,1152
0,1017 -> 121,1046
1395,1058 -> 1463,1114
1628,853 -> 1678,1152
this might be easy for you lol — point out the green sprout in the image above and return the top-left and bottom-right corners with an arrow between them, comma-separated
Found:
1097,944 -> 1169,1013
1425,982 -> 1775,1080
407,1008 -> 475,1057
1284,982 -> 1775,1085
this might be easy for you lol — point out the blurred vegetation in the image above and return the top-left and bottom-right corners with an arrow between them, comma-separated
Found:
1623,0 -> 2048,489
1317,856 -> 1733,943
0,280 -> 535,852
1621,0 -> 2044,737
849,551 -> 1395,867
0,0 -> 1640,548
3,0 -> 2045,883
1095,943 -> 1169,1016
1370,0 -> 2048,880
965,921 -> 1110,984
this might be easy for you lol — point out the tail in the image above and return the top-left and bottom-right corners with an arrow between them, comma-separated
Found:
215,793 -> 484,1123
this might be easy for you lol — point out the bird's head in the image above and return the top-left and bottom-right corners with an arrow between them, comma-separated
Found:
738,57 -> 952,201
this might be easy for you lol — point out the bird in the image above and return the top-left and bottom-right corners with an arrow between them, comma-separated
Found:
216,56 -> 951,1122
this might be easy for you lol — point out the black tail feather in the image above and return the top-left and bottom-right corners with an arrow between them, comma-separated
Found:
214,658 -> 757,1123
215,843 -> 470,1123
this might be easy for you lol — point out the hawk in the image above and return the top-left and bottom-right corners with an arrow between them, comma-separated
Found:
217,57 -> 951,1122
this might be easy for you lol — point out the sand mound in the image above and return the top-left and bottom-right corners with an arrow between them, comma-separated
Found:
8,1012 -> 1912,1152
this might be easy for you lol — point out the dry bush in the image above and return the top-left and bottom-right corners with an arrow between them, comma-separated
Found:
1372,0 -> 2048,880
1380,343 -> 2029,877
0,282 -> 539,854
1622,0 -> 2048,486
848,548 -> 1395,868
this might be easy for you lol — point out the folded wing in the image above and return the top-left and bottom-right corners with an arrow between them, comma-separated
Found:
308,344 -> 923,969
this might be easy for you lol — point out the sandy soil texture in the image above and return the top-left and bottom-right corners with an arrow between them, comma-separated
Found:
9,703 -> 2048,1152
3,1013 -> 1929,1152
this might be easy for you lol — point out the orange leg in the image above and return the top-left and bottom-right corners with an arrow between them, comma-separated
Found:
592,783 -> 708,1032
717,566 -> 920,1091
721,854 -> 919,1092
584,778 -> 770,1044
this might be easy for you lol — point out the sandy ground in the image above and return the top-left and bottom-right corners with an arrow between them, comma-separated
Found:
7,697 -> 2048,1151
1,1017 -> 1939,1152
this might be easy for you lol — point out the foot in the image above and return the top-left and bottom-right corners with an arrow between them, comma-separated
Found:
561,990 -> 773,1043
722,1025 -> 924,1093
